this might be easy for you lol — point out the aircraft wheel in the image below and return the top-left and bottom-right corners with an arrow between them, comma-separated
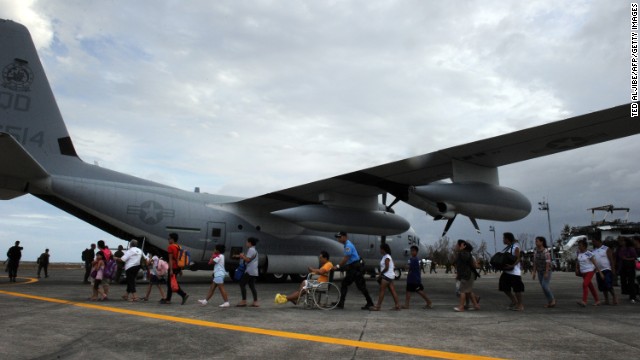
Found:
266,273 -> 288,283
394,268 -> 402,280
289,273 -> 307,283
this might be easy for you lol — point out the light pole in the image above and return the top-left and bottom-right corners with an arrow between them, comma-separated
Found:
538,198 -> 554,261
489,225 -> 496,254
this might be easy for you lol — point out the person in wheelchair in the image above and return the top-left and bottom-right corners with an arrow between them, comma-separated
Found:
275,251 -> 333,305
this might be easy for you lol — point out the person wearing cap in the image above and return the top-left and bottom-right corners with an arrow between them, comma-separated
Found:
332,231 -> 374,310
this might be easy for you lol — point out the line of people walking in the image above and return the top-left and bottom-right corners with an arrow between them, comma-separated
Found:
71,232 -> 640,311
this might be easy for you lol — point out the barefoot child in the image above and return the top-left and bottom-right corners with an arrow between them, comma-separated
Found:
402,245 -> 433,309
198,244 -> 230,307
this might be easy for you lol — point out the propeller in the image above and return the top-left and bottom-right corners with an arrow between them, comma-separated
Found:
382,192 -> 400,213
380,193 -> 402,245
439,215 -> 481,238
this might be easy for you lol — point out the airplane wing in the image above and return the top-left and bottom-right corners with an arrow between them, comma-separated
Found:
238,103 -> 637,210
236,103 -> 637,213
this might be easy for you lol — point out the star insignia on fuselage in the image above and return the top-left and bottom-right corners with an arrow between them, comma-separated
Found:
126,200 -> 175,225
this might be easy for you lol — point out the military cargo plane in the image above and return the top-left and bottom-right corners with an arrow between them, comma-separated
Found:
1,20 -> 638,281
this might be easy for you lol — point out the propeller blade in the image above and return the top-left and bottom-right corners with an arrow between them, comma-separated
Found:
386,197 -> 401,213
441,214 -> 457,237
469,217 -> 481,234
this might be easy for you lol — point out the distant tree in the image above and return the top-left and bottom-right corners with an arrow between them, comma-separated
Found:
475,239 -> 489,260
517,233 -> 536,251
432,236 -> 451,265
560,224 -> 572,241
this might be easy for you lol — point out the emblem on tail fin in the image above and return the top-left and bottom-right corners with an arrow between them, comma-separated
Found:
2,60 -> 34,92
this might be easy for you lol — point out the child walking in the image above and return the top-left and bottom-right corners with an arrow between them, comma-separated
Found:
370,243 -> 401,311
198,244 -> 230,307
402,245 -> 433,309
142,255 -> 167,302
89,252 -> 107,301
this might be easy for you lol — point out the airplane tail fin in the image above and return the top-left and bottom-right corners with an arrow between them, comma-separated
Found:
0,19 -> 80,198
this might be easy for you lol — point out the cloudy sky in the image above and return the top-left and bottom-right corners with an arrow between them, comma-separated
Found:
1,0 -> 637,262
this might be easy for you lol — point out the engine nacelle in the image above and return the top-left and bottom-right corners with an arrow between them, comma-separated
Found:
411,181 -> 531,221
271,204 -> 410,235
431,202 -> 457,219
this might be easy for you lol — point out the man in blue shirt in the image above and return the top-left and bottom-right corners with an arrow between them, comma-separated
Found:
332,231 -> 374,310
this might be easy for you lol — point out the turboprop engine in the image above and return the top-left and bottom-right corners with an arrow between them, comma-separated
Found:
271,204 -> 410,235
411,181 -> 531,221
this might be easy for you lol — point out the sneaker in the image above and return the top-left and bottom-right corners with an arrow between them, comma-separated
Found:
361,303 -> 374,310
198,299 -> 208,306
219,302 -> 230,308
181,294 -> 190,305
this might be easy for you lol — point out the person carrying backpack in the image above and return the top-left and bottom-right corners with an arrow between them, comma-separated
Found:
161,233 -> 189,305
142,255 -> 167,302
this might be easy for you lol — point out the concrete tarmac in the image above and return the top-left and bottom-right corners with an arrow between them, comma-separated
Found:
0,268 -> 639,359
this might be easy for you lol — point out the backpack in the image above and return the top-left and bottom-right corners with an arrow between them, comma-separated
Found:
156,258 -> 169,276
175,246 -> 191,269
103,258 -> 117,279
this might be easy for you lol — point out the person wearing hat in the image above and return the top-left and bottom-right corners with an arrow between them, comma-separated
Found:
332,231 -> 374,310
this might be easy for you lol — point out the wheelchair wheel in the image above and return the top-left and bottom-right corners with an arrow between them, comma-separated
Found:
312,282 -> 340,310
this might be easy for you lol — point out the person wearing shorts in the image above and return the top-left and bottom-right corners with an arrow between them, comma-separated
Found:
370,243 -> 400,311
403,245 -> 432,309
592,238 -> 618,305
275,251 -> 333,305
142,255 -> 166,302
198,244 -> 230,307
454,240 -> 480,312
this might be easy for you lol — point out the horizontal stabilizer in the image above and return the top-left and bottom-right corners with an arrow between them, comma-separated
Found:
0,132 -> 49,199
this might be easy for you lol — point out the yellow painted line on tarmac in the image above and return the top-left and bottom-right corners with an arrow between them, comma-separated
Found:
0,288 -> 504,360
0,276 -> 39,285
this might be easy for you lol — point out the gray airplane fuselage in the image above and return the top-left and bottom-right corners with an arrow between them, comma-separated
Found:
31,156 -> 423,278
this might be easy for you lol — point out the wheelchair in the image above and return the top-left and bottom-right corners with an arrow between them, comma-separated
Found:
296,273 -> 341,310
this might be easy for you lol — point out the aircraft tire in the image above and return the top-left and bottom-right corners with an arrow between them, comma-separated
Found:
265,273 -> 288,283
289,273 -> 307,282
394,268 -> 402,280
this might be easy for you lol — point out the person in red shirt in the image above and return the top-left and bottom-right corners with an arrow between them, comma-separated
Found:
161,233 -> 189,305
